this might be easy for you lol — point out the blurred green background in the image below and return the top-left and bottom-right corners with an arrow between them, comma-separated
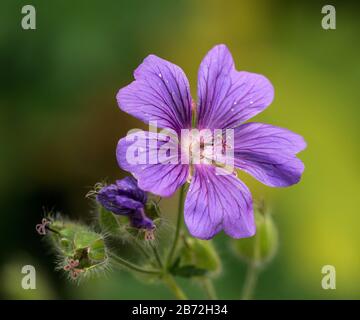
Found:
1,0 -> 359,299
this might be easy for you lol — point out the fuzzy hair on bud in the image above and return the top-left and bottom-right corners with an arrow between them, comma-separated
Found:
41,216 -> 111,282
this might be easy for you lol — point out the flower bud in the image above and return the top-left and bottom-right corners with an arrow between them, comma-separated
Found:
231,209 -> 278,267
96,177 -> 155,239
40,218 -> 108,281
176,237 -> 221,277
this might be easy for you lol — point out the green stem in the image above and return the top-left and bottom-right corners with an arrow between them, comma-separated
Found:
241,262 -> 258,300
133,237 -> 152,260
166,185 -> 186,269
150,242 -> 163,269
201,278 -> 218,300
241,222 -> 261,300
163,274 -> 188,300
109,253 -> 160,275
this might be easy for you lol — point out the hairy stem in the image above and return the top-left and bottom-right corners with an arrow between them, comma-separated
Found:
133,237 -> 152,260
109,253 -> 160,275
166,185 -> 186,269
241,222 -> 262,300
201,278 -> 218,300
150,242 -> 163,269
163,274 -> 188,300
241,263 -> 259,300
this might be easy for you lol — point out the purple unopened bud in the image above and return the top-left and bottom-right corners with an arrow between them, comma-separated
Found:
97,177 -> 154,230
129,208 -> 154,230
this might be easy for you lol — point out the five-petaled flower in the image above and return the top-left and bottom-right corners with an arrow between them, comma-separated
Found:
97,177 -> 154,231
116,44 -> 306,240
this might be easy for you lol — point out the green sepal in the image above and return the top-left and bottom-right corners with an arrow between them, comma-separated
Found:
188,239 -> 221,273
88,238 -> 107,261
175,238 -> 221,278
145,199 -> 161,220
98,206 -> 119,235
231,209 -> 278,267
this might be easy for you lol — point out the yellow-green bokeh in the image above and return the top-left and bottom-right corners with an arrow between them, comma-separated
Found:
1,0 -> 359,299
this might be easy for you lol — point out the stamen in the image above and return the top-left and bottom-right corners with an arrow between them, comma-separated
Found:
191,100 -> 197,127
191,100 -> 196,113
144,228 -> 155,241
70,269 -> 82,280
64,258 -> 81,279
186,166 -> 193,183
35,218 -> 50,235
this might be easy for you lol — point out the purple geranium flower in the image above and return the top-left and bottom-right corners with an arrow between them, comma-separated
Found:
97,177 -> 154,230
116,44 -> 306,239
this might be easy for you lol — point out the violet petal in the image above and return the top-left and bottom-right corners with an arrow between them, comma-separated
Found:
184,165 -> 255,239
197,44 -> 274,129
117,55 -> 192,133
117,130 -> 189,197
233,122 -> 306,187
